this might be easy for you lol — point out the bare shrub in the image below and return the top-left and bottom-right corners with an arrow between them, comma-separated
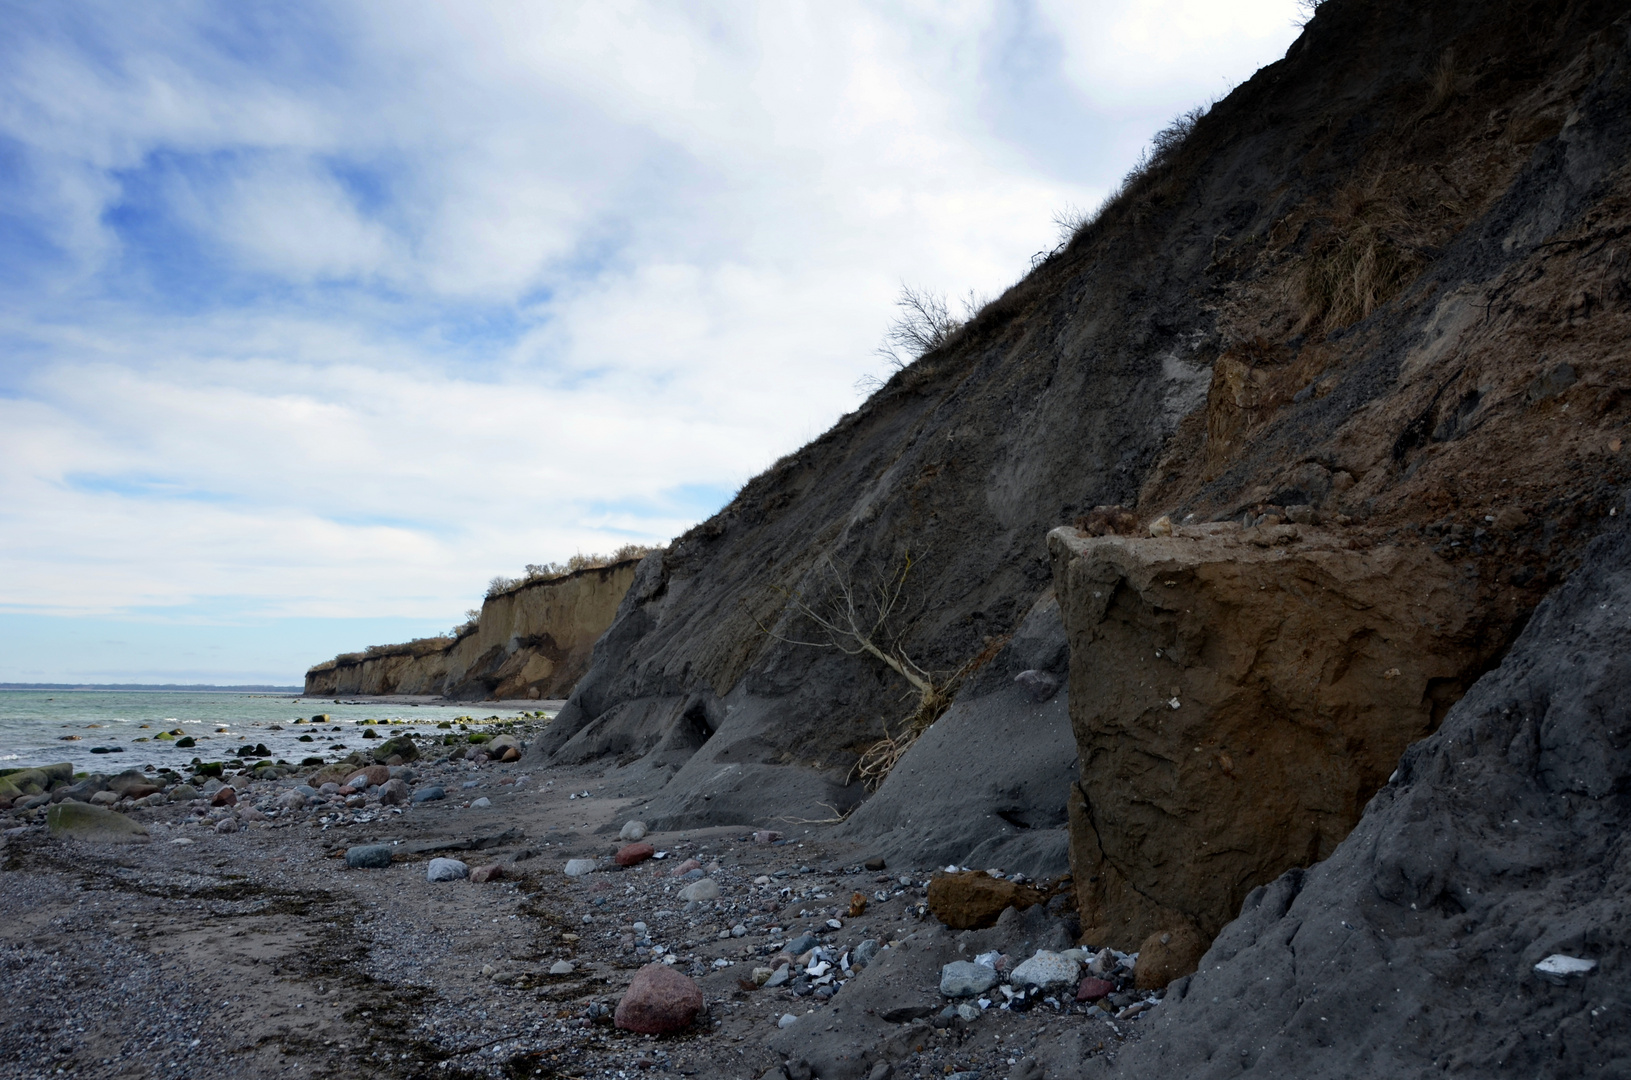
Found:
875,285 -> 963,372
485,544 -> 661,598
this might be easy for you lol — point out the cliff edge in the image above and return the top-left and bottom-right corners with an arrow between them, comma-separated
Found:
305,559 -> 638,701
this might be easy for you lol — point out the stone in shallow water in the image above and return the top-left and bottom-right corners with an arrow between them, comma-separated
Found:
426,857 -> 469,882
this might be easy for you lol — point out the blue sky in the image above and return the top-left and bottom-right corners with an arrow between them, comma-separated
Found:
0,0 -> 1307,684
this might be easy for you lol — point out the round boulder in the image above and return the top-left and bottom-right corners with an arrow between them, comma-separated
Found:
376,778 -> 410,806
677,878 -> 720,902
615,842 -> 655,866
939,960 -> 999,997
614,963 -> 703,1034
1009,950 -> 1081,992
427,857 -> 469,882
619,820 -> 648,841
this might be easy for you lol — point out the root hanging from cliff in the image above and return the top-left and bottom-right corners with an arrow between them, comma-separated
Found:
753,551 -> 997,789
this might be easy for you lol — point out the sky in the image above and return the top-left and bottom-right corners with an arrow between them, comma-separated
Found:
0,1 -> 1309,685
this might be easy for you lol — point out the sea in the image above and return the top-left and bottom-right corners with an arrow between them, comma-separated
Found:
0,689 -> 540,773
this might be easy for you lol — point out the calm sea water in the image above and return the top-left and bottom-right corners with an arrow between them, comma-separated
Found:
0,690 -> 539,772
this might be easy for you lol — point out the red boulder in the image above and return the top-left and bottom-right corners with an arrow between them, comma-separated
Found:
614,963 -> 703,1034
615,842 -> 655,866
1077,976 -> 1116,1002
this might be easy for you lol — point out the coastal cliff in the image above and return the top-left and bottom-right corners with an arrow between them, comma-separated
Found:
304,559 -> 638,700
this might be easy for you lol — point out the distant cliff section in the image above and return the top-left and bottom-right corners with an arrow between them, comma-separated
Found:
305,559 -> 640,701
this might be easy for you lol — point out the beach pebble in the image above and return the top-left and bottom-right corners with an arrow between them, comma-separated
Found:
275,790 -> 307,811
1076,976 -> 1115,1002
778,1013 -> 799,1029
426,858 -> 469,882
90,790 -> 119,807
564,858 -> 598,877
345,765 -> 390,788
210,787 -> 237,807
411,786 -> 445,803
677,878 -> 720,902
619,820 -> 647,841
940,960 -> 1000,997
1534,954 -> 1597,984
346,844 -> 393,869
616,842 -> 655,866
753,830 -> 782,844
469,863 -> 504,883
763,964 -> 791,988
214,817 -> 239,834
1009,950 -> 1080,992
469,797 -> 491,808
785,933 -> 820,956
670,858 -> 702,877
613,963 -> 703,1034
167,784 -> 200,802
550,960 -> 575,975
376,778 -> 409,806
852,939 -> 880,969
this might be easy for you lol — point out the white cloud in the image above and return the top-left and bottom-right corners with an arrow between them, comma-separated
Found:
0,1 -> 1308,675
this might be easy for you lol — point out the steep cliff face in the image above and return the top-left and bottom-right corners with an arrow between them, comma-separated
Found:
531,0 -> 1631,843
304,560 -> 638,700
1049,523 -> 1507,952
1092,505 -> 1631,1080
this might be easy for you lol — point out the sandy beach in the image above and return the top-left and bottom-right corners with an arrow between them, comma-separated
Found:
0,721 -> 1145,1080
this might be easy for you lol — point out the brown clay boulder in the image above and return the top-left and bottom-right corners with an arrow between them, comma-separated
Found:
614,963 -> 703,1034
470,863 -> 505,883
1133,925 -> 1210,990
926,870 -> 1046,930
615,842 -> 655,867
1049,525 -> 1505,952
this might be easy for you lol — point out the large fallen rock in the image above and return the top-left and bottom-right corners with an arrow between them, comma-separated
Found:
1049,523 -> 1506,951
1093,502 -> 1631,1078
46,802 -> 150,843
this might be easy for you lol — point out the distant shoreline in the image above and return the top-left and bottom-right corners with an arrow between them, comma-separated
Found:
0,683 -> 303,693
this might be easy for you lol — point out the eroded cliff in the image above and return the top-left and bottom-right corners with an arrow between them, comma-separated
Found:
530,0 -> 1631,845
305,560 -> 638,701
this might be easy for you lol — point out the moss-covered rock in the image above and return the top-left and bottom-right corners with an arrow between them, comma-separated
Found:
47,801 -> 150,843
